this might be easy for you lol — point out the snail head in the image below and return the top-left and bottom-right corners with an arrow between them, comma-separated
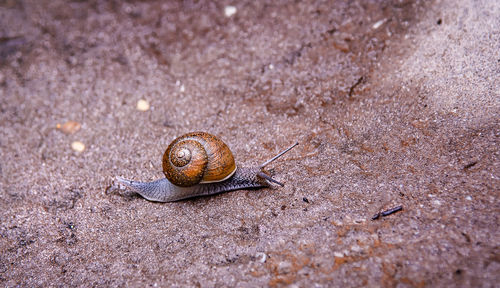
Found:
257,142 -> 299,187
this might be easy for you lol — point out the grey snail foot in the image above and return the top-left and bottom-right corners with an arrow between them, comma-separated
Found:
116,167 -> 271,202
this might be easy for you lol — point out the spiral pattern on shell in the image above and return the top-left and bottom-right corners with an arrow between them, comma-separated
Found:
162,132 -> 237,187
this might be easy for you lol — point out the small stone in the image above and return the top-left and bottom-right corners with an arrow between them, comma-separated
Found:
71,141 -> 85,152
333,39 -> 350,52
255,252 -> 267,263
57,121 -> 81,134
333,251 -> 344,258
277,261 -> 292,274
224,6 -> 237,17
372,19 -> 386,29
136,99 -> 150,111
351,245 -> 362,252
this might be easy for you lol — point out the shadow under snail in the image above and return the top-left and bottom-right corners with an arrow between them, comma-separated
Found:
116,132 -> 298,202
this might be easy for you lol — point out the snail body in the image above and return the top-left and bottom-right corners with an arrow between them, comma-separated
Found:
116,132 -> 298,202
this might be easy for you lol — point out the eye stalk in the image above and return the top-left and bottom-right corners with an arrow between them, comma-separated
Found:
257,142 -> 299,187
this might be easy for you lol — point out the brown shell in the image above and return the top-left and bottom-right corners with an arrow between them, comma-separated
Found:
162,132 -> 236,187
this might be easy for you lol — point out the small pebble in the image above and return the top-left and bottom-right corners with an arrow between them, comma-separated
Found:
372,18 -> 386,29
224,6 -> 237,17
277,261 -> 292,274
136,99 -> 150,111
351,245 -> 362,252
255,252 -> 267,263
57,121 -> 81,134
333,251 -> 344,258
71,141 -> 85,152
333,40 -> 350,52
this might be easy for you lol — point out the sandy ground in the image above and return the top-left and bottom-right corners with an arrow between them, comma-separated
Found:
0,0 -> 498,287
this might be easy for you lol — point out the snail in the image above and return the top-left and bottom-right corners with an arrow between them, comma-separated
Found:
116,132 -> 298,202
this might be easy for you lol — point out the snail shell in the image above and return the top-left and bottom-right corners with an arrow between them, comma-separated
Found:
162,132 -> 236,187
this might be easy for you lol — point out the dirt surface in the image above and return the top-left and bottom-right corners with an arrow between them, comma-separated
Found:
1,0 -> 499,287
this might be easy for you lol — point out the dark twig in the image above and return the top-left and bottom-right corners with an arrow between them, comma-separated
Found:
463,161 -> 478,171
348,76 -> 364,97
371,212 -> 381,220
381,205 -> 403,216
371,205 -> 403,220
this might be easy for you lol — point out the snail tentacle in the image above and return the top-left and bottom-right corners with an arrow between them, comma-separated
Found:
260,142 -> 299,168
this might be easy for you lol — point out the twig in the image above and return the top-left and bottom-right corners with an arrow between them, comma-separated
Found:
371,205 -> 403,220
